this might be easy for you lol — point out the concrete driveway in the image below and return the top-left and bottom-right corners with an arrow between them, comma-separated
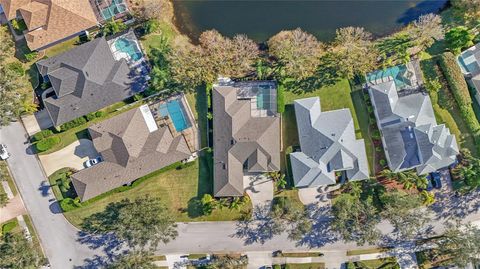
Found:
38,139 -> 98,176
298,186 -> 334,208
244,174 -> 274,210
0,195 -> 27,223
22,110 -> 53,136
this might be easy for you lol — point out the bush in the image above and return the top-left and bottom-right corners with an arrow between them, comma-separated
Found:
11,19 -> 27,34
32,129 -> 53,142
6,62 -> 25,76
85,112 -> 97,121
24,52 -> 38,62
59,198 -> 81,212
277,84 -> 285,113
133,93 -> 143,102
95,111 -> 104,118
143,19 -> 159,34
379,159 -> 387,167
438,52 -> 480,133
60,116 -> 87,131
273,265 -> 282,269
36,136 -> 60,152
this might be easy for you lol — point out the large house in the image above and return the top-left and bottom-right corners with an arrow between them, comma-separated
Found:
36,31 -> 148,127
368,76 -> 459,174
212,80 -> 280,197
458,43 -> 480,104
290,97 -> 369,188
71,101 -> 195,201
0,0 -> 98,51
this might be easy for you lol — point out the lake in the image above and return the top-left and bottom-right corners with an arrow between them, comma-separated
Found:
173,0 -> 448,42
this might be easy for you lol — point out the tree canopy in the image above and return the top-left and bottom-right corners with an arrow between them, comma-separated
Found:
106,251 -> 157,269
436,223 -> 480,267
0,232 -> 42,269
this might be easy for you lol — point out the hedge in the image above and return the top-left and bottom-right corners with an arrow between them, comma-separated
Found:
438,52 -> 480,133
36,136 -> 60,152
277,84 -> 285,113
59,116 -> 87,131
32,129 -> 53,142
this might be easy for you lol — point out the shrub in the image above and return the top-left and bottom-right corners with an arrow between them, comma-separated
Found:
143,19 -> 159,34
60,116 -> 87,131
24,52 -> 38,62
32,129 -> 53,142
6,62 -> 25,76
277,84 -> 285,113
445,26 -> 474,55
273,265 -> 282,269
41,81 -> 51,90
438,52 -> 480,133
59,198 -> 81,212
379,159 -> 387,167
95,111 -> 104,118
36,136 -> 60,152
11,19 -> 27,34
133,93 -> 143,102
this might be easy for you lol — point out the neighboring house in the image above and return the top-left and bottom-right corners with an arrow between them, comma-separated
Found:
458,43 -> 480,104
0,0 -> 98,51
36,31 -> 148,127
71,103 -> 194,201
88,0 -> 130,23
368,79 -> 459,174
290,97 -> 369,187
212,80 -> 280,197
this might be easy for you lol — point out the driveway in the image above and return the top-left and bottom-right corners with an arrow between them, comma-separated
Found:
22,110 -> 53,136
244,174 -> 273,211
0,195 -> 26,223
38,139 -> 98,176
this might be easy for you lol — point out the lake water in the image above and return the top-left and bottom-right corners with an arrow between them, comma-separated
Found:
173,0 -> 448,42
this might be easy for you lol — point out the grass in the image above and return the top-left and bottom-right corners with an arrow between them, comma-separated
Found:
346,248 -> 391,256
281,78 -> 374,176
44,37 -> 81,58
420,58 -> 479,156
23,214 -> 45,258
349,257 -> 399,269
279,252 -> 323,257
48,168 -> 74,201
185,92 -> 198,119
64,155 -> 251,227
188,254 -> 208,259
152,255 -> 167,261
282,263 -> 325,269
35,100 -> 136,155
0,161 -> 18,196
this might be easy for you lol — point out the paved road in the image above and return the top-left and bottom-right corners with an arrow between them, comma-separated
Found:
2,121 -> 480,269
0,122 -> 100,268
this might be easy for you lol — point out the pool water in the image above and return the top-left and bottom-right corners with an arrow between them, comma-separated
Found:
114,38 -> 142,62
159,99 -> 190,132
367,65 -> 410,89
256,88 -> 271,110
101,0 -> 127,20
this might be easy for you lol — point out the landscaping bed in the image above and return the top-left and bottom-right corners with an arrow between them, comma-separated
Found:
346,257 -> 399,269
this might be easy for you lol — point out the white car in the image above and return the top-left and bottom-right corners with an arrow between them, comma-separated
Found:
0,144 -> 10,160
85,157 -> 102,168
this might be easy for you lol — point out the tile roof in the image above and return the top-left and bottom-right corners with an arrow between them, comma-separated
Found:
36,34 -> 147,126
290,97 -> 369,188
212,81 -> 280,197
0,0 -> 98,50
71,105 -> 192,201
369,79 -> 459,174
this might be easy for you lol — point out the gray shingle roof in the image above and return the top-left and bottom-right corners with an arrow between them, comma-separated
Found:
290,97 -> 369,188
369,80 -> 459,174
71,105 -> 192,201
36,35 -> 146,127
212,82 -> 280,197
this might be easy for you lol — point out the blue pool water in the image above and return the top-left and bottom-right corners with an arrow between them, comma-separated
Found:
367,65 -> 409,89
256,87 -> 270,109
101,0 -> 127,20
159,99 -> 190,132
114,38 -> 142,62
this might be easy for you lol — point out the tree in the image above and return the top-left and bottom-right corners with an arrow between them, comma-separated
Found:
379,169 -> 428,190
445,26 -> 474,55
0,193 -> 8,207
149,37 -> 174,92
82,196 -> 177,250
381,191 -> 431,239
107,251 -> 156,269
452,153 -> 480,189
331,194 -> 381,245
270,196 -> 312,241
435,222 -> 480,267
406,13 -> 444,53
268,28 -> 323,80
102,19 -> 127,36
0,232 -> 42,269
132,0 -> 166,21
167,41 -> 205,89
420,190 -> 435,206
451,0 -> 480,22
333,27 -> 378,79
204,254 -> 248,269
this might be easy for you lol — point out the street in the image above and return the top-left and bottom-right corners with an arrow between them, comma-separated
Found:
1,121 -> 480,269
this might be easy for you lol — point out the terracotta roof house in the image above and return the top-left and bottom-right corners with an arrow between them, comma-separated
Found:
368,78 -> 459,174
36,32 -> 148,127
458,43 -> 480,104
0,0 -> 98,51
71,104 -> 193,201
212,80 -> 280,197
290,97 -> 369,188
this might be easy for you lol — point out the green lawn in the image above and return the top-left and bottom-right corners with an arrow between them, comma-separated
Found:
23,214 -> 45,259
185,92 -> 198,120
279,252 -> 324,258
0,161 -> 17,196
281,263 -> 325,269
348,257 -> 399,269
281,79 -> 374,176
1,218 -> 20,236
44,37 -> 80,58
64,154 -> 251,227
346,248 -> 391,256
420,58 -> 479,156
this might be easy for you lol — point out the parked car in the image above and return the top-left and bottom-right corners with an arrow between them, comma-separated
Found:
85,156 -> 102,168
431,172 -> 442,189
0,144 -> 10,160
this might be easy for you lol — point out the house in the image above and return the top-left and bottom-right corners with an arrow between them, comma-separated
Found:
89,0 -> 130,23
368,79 -> 459,174
458,43 -> 480,104
212,80 -> 280,197
36,31 -> 148,127
290,97 -> 369,188
0,0 -> 98,51
71,103 -> 194,201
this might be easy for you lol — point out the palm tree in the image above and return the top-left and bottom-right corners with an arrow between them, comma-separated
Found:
420,190 -> 435,206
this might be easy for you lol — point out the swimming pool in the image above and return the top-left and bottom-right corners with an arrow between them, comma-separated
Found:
367,65 -> 411,89
100,0 -> 127,20
159,99 -> 191,132
256,87 -> 271,109
114,38 -> 142,62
